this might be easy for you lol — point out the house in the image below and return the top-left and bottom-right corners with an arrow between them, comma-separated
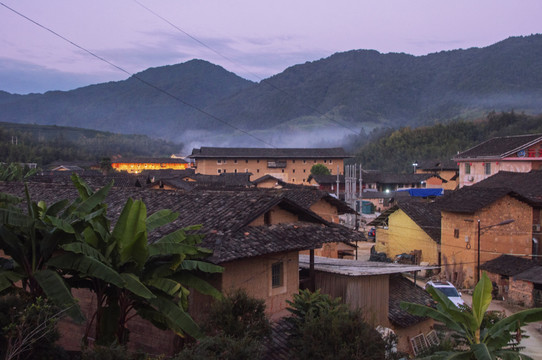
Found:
298,255 -> 437,355
0,182 -> 362,354
435,186 -> 537,288
415,160 -> 459,190
111,157 -> 189,173
252,174 -> 292,189
480,255 -> 542,307
189,147 -> 350,184
453,133 -> 542,188
369,201 -> 442,267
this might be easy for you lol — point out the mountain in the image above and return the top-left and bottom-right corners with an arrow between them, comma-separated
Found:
0,60 -> 254,138
1,35 -> 542,147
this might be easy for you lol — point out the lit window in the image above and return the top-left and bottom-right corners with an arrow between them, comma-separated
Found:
272,262 -> 283,288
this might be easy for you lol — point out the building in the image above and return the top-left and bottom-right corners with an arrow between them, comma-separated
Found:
436,187 -> 536,288
298,255 -> 437,355
369,201 -> 441,267
189,147 -> 350,184
415,160 -> 459,190
0,181 -> 362,354
111,157 -> 189,173
453,133 -> 542,188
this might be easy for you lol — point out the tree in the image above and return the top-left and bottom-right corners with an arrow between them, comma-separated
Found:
47,174 -> 223,346
401,273 -> 542,359
310,164 -> 331,175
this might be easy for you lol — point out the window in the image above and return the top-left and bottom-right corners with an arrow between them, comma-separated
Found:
292,178 -> 295,182
234,159 -> 237,164
217,169 -> 221,174
245,159 -> 249,163
257,159 -> 260,163
257,169 -> 260,173
292,160 -> 295,163
454,229 -> 459,238
271,262 -> 283,288
234,169 -> 237,173
303,159 -> 306,164
410,334 -> 429,356
485,162 -> 491,175
329,160 -> 333,164
217,159 -> 222,164
465,163 -> 471,175
223,169 -> 227,173
282,169 -> 284,173
324,159 -> 327,163
303,169 -> 306,173
293,169 -> 296,173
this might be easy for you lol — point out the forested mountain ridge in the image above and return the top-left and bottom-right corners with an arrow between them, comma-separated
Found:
350,111 -> 542,173
1,35 -> 542,145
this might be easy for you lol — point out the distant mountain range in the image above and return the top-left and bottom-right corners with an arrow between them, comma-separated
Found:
1,34 -> 542,148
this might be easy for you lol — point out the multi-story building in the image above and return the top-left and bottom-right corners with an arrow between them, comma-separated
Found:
111,157 -> 189,173
453,134 -> 542,188
189,147 -> 350,184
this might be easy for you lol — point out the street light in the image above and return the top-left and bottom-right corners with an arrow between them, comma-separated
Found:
412,161 -> 418,174
477,219 -> 515,282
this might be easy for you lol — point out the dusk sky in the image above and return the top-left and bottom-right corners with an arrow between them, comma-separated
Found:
1,0 -> 541,94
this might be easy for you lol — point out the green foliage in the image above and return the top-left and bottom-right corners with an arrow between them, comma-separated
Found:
401,273 -> 542,359
52,174 -> 223,346
173,333 -> 263,360
286,289 -> 386,360
0,123 -> 181,167
0,163 -> 38,181
352,112 -> 542,173
310,164 -> 331,175
81,344 -> 165,360
0,295 -> 69,360
203,288 -> 271,340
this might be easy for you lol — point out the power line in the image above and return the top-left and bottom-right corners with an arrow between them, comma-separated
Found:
0,1 -> 276,149
132,0 -> 361,136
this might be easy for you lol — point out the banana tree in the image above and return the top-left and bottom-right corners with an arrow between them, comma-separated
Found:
47,175 -> 223,345
401,273 -> 542,359
0,187 -> 88,322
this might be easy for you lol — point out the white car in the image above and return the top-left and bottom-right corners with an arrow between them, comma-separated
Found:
425,280 -> 465,307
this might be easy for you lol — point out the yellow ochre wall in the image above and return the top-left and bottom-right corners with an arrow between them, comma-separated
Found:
375,209 -> 439,265
195,158 -> 344,185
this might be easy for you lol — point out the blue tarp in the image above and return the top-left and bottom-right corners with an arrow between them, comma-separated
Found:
397,188 -> 444,197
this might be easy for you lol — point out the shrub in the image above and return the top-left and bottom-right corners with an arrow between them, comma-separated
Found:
172,333 -> 262,360
203,288 -> 270,340
286,289 -> 386,360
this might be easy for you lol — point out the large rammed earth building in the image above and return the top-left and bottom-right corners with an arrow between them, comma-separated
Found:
189,147 -> 350,184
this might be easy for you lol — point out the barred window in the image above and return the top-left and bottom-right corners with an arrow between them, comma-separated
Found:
271,262 -> 283,288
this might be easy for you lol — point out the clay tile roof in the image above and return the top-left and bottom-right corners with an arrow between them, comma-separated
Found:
454,134 -> 542,160
480,255 -> 537,277
397,202 -> 441,243
190,147 -> 350,159
388,274 -> 434,328
434,187 -> 529,213
471,171 -> 542,205
282,188 -> 356,215
513,266 -> 542,284
0,182 -> 361,264
417,160 -> 459,171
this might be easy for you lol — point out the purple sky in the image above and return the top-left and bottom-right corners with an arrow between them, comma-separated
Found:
1,0 -> 541,94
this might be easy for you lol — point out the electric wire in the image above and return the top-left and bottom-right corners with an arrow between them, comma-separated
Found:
132,0 -> 361,136
0,1 -> 277,149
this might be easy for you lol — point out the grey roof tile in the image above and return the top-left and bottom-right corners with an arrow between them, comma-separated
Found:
190,147 -> 350,159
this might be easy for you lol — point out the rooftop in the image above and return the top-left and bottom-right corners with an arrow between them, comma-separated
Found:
454,134 -> 542,160
190,147 -> 350,159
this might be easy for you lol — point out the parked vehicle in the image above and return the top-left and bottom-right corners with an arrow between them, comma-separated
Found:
424,280 -> 465,307
368,227 -> 376,240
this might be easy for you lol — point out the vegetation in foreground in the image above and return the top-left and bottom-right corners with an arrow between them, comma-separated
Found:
401,273 -> 542,359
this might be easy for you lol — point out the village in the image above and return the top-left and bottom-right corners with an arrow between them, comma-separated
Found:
2,133 -> 542,359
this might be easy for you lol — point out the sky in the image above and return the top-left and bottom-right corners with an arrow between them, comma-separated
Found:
1,0 -> 541,94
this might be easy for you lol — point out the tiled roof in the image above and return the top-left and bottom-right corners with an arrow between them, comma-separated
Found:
417,160 -> 458,171
282,188 -> 356,215
434,187 -> 530,213
513,266 -> 542,284
454,134 -> 542,160
308,171 -> 439,186
367,202 -> 440,243
471,171 -> 542,205
480,255 -> 537,277
263,318 -> 293,360
397,202 -> 441,243
190,147 -> 350,159
0,182 -> 361,264
307,174 -> 345,184
388,274 -> 433,328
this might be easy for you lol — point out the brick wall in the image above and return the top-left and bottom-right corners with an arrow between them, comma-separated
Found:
508,278 -> 534,307
441,195 -> 532,288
